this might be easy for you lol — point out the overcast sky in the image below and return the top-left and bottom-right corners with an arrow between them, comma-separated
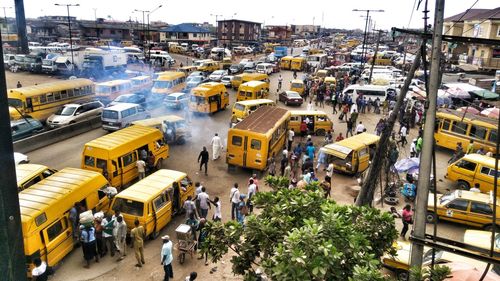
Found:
3,0 -> 500,30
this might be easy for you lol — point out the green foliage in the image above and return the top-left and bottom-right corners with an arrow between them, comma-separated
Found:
409,265 -> 452,281
201,176 -> 398,280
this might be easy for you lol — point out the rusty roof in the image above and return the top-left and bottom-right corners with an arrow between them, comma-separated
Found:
233,106 -> 289,134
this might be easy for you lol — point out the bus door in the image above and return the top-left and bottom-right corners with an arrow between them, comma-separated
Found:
42,215 -> 73,266
152,193 -> 172,233
26,97 -> 33,112
119,151 -> 139,187
243,136 -> 249,167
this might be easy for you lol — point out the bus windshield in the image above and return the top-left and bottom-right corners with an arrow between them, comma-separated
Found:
191,95 -> 206,104
102,110 -> 119,119
8,98 -> 23,108
154,81 -> 173,89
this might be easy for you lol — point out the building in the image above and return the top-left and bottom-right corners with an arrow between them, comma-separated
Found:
78,19 -> 133,42
263,25 -> 292,42
217,19 -> 261,46
159,23 -> 211,44
443,7 -> 500,70
291,25 -> 320,38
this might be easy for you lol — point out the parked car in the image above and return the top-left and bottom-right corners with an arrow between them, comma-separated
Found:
209,70 -> 228,82
221,75 -> 233,87
239,59 -> 252,68
279,90 -> 304,106
243,61 -> 256,70
11,117 -> 45,141
164,92 -> 189,109
14,152 -> 29,165
188,71 -> 207,78
46,101 -> 104,128
229,64 -> 242,74
186,75 -> 208,90
108,94 -> 146,107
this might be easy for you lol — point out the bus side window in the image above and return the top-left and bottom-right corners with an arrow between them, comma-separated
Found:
121,152 -> 137,168
451,121 -> 468,135
84,156 -> 95,167
45,218 -> 68,242
26,98 -> 33,112
488,130 -> 497,143
232,136 -> 243,146
470,125 -> 487,140
112,160 -> 119,176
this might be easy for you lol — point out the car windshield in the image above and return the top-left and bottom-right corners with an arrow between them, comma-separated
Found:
8,98 -> 23,108
165,95 -> 180,101
191,95 -> 205,104
292,83 -> 303,88
154,80 -> 173,88
102,110 -> 119,119
439,191 -> 456,205
56,106 -> 77,116
212,71 -> 224,75
288,92 -> 301,98
189,76 -> 203,83
114,95 -> 131,102
234,104 -> 245,111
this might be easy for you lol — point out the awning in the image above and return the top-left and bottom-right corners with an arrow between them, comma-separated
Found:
470,89 -> 499,100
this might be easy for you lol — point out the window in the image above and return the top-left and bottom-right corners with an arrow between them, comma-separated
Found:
35,213 -> 47,226
471,202 -> 492,215
447,199 -> 469,211
232,136 -> 242,146
46,93 -> 54,102
358,147 -> 368,157
23,176 -> 42,190
470,125 -> 487,139
84,156 -> 95,167
47,219 -> 65,241
251,139 -> 261,150
112,198 -> 144,216
153,194 -> 168,210
481,166 -> 491,176
39,95 -> 47,103
121,152 -> 137,167
96,158 -> 107,169
193,33 -> 197,38
457,160 -> 477,171
497,26 -> 500,37
441,119 -> 451,131
451,121 -> 468,135
489,130 -> 497,143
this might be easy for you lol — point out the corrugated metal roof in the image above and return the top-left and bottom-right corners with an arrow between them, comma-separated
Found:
161,23 -> 209,33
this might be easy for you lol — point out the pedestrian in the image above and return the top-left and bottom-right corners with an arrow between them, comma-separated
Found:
147,151 -> 156,174
300,121 -> 308,139
210,133 -> 223,160
325,162 -> 333,186
470,183 -> 481,192
283,162 -> 291,179
69,202 -> 80,241
355,121 -> 365,134
287,128 -> 294,151
416,135 -> 423,157
115,216 -> 127,261
398,124 -> 408,147
325,130 -> 333,144
102,213 -> 116,257
466,140 -> 474,154
336,133 -> 344,142
268,156 -> 276,176
80,224 -> 99,268
140,148 -> 148,162
183,196 -> 197,219
197,146 -> 209,175
278,75 -> 283,90
197,219 -> 209,265
390,207 -> 402,219
350,109 -> 358,124
280,156 -> 288,176
194,182 -> 203,196
136,158 -> 146,180
315,150 -> 327,171
161,235 -> 174,281
247,179 -> 257,214
236,195 -> 247,225
346,118 -> 354,137
131,219 -> 146,267
185,272 -> 198,281
16,81 -> 22,88
332,93 -> 338,114
307,100 -> 314,111
320,178 -> 331,198
196,187 -> 211,219
210,196 -> 222,221
31,258 -> 48,281
410,139 -> 417,158
306,142 -> 315,161
229,183 -> 240,220
401,204 -> 413,240
94,216 -> 105,258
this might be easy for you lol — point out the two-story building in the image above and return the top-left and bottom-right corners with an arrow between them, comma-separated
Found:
217,19 -> 261,46
263,25 -> 292,42
443,7 -> 500,70
159,23 -> 211,44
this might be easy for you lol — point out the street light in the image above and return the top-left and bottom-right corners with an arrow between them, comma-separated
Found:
146,5 -> 162,61
352,9 -> 384,69
55,3 -> 80,74
1,6 -> 12,40
93,8 -> 99,41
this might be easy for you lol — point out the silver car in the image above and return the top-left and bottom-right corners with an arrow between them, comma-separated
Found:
47,101 -> 104,128
208,70 -> 228,82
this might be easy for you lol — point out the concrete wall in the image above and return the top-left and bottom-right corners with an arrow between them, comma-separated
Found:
13,116 -> 102,154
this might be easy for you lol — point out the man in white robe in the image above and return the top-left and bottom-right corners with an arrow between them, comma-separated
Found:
210,133 -> 223,160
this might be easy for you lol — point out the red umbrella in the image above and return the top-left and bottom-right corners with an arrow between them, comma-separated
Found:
443,261 -> 500,281
480,107 -> 500,119
457,106 -> 480,115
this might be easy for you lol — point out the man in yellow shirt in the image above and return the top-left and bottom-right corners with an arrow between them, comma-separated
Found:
131,219 -> 146,267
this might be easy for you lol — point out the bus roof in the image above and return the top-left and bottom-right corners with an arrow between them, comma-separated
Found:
234,99 -> 274,106
8,78 -> 94,98
19,168 -> 106,233
233,106 -> 290,134
290,110 -> 328,116
130,75 -> 151,81
84,125 -> 162,159
291,79 -> 304,84
16,164 -> 50,184
132,115 -> 184,127
155,72 -> 185,81
192,82 -> 225,95
114,169 -> 186,202
241,80 -> 267,88
437,109 -> 497,127
96,79 -> 131,87
322,133 -> 380,158
460,154 -> 498,168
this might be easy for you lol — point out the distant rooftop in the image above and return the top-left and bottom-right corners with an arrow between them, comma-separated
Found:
445,7 -> 500,22
161,23 -> 210,33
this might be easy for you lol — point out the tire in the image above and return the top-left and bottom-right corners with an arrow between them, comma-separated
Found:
397,270 -> 409,281
156,158 -> 163,170
316,129 -> 326,136
426,212 -> 437,223
384,197 -> 399,206
457,180 -> 470,190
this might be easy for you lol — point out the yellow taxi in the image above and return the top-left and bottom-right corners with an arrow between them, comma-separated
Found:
446,154 -> 499,193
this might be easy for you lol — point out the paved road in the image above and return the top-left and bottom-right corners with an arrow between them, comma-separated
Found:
19,55 -> 468,280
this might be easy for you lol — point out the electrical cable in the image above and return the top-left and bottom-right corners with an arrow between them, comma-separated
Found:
407,0 -> 418,28
443,0 -> 479,35
461,9 -> 500,35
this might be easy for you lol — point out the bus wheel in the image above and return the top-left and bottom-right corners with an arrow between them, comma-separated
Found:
457,180 -> 470,190
316,129 -> 326,136
150,230 -> 160,240
156,158 -> 163,170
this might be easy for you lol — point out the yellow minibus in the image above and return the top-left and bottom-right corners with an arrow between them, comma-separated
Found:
290,79 -> 305,95
8,78 -> 95,121
152,72 -> 186,95
435,109 -> 497,154
95,79 -> 133,105
189,82 -> 229,114
81,125 -> 169,188
280,56 -> 293,70
110,169 -> 195,238
177,66 -> 198,75
290,57 -> 306,71
16,164 -> 57,192
231,73 -> 270,90
446,153 -> 500,192
236,81 -> 270,102
197,60 -> 219,72
132,115 -> 192,145
231,99 -> 275,125
321,133 -> 380,175
21,168 -> 111,275
289,110 -> 333,136
227,106 -> 290,171
130,75 -> 153,94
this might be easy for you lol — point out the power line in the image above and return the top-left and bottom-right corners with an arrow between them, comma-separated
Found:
461,8 -> 500,35
443,0 -> 479,35
407,0 -> 418,28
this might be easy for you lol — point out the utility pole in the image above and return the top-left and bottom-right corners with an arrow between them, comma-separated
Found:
0,31 -> 28,281
352,9 -> 384,69
93,8 -> 99,40
368,29 -> 385,84
146,5 -> 162,62
55,3 -> 79,74
1,7 -> 12,41
14,0 -> 28,54
409,0 -> 445,273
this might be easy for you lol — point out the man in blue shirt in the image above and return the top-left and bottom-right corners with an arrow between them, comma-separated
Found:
161,235 -> 174,281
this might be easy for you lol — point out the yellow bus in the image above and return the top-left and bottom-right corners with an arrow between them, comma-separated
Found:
231,73 -> 270,89
110,169 -> 195,239
227,106 -> 290,171
236,81 -> 269,102
8,78 -> 95,121
81,125 -> 169,188
95,79 -> 133,105
16,164 -> 57,192
189,82 -> 229,114
280,56 -> 293,70
21,168 -> 111,276
290,79 -> 305,95
152,72 -> 186,95
130,75 -> 153,94
289,110 -> 333,136
290,57 -> 306,71
435,109 -> 498,154
231,99 -> 275,125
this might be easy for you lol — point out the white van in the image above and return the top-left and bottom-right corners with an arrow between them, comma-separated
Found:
256,63 -> 274,75
101,103 -> 151,131
342,85 -> 398,102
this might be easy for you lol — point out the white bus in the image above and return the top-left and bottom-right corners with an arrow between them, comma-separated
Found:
307,54 -> 328,69
342,84 -> 398,102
